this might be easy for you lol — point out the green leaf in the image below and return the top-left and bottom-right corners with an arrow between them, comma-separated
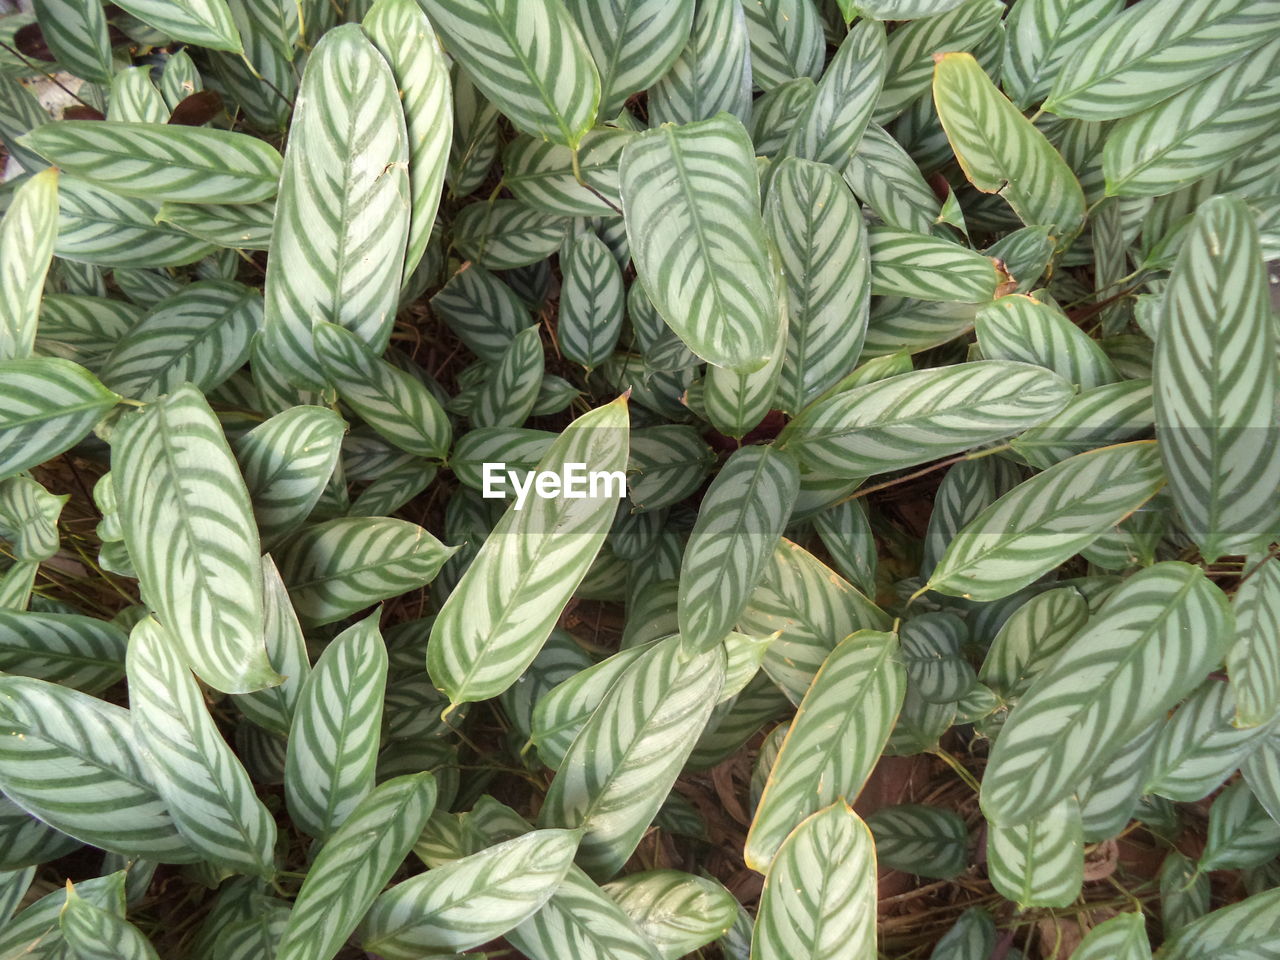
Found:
900,613 -> 976,704
60,882 -> 160,960
841,122 -> 940,235
1010,378 -> 1153,469
627,425 -> 716,512
866,227 -> 1001,301
620,114 -> 779,373
740,540 -> 890,703
112,0 -> 242,51
1227,552 -> 1280,728
260,24 -> 409,391
604,870 -> 738,960
678,445 -> 800,655
1077,719 -> 1161,842
278,773 -> 437,960
928,908 -> 996,960
563,0 -> 693,117
986,795 -> 1083,908
1158,886 -> 1280,959
647,0 -> 752,126
112,384 -> 278,694
746,630 -> 905,871
1200,780 -> 1280,872
231,556 -> 310,736
275,517 -> 456,627
431,264 -> 531,363
847,0 -> 968,18
362,0 -> 452,284
927,442 -> 1164,601
35,294 -> 140,368
740,0 -> 824,91
0,167 -> 57,362
1042,0 -> 1280,121
1070,912 -> 1151,960
979,587 -> 1088,700
767,157 -> 870,413
1001,0 -> 1122,110
0,872 -> 125,959
285,610 -> 388,839
933,53 -> 1085,242
1153,194 -> 1279,561
0,358 -> 117,480
32,0 -> 114,84
453,199 -> 570,269
980,562 -> 1232,825
361,828 -> 580,958
313,321 -> 450,459
504,129 -> 634,217
539,638 -> 725,879
55,177 -> 215,268
702,304 -> 787,437
751,801 -> 876,960
531,644 -> 650,768
1102,40 -> 1280,198
470,323 -> 544,428
0,609 -> 126,693
558,231 -> 624,371
813,499 -> 876,597
23,123 -> 281,204
0,677 -> 195,861
974,295 -> 1117,389
428,397 -> 629,705
418,0 -> 599,147
99,281 -> 259,401
785,361 -> 1072,479
154,200 -> 274,250
233,406 -> 346,549
867,804 -> 968,880
127,618 -> 276,877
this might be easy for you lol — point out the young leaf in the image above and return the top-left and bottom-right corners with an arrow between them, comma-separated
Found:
428,397 -> 629,706
60,882 -> 161,960
751,801 -> 877,960
0,167 -> 57,362
285,610 -> 388,839
620,114 -> 779,373
231,556 -> 310,736
128,618 -> 277,877
558,231 -> 625,371
112,384 -> 278,694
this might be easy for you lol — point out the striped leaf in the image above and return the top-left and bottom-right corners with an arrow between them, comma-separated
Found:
418,0 -> 599,147
361,828 -> 580,958
975,295 -> 1117,390
1001,0 -> 1122,110
154,201 -> 274,250
1144,679 -> 1271,803
867,227 -> 1000,301
784,361 -> 1072,479
233,406 -> 346,549
628,425 -> 715,512
605,870 -> 737,960
260,24 -> 409,390
841,122 -> 939,235
1158,887 -> 1280,960
504,129 -> 633,217
740,0 -> 824,91
127,618 -> 276,877
314,321 -> 450,460
1244,730 -> 1280,826
60,882 -> 160,960
1011,378 -> 1154,469
453,200 -> 570,270
428,398 -> 628,706
231,556 -> 310,736
470,324 -> 544,429
647,0 -> 752,126
1042,0 -> 1280,121
278,773 -> 436,960
35,294 -> 139,368
112,385 -> 277,694
867,804 -> 968,880
928,908 -> 996,960
23,123 -> 281,204
900,613 -> 976,704
0,609 -> 126,693
99,281 -> 258,401
980,562 -> 1232,825
362,0 -> 452,284
678,446 -> 799,655
32,0 -> 113,83
740,540 -> 889,703
979,587 -> 1088,700
1077,719 -> 1161,842
1071,912 -> 1151,960
0,871 -> 124,958
926,442 -> 1165,602
920,458 -> 1000,579
751,801 -> 875,960
112,0 -> 242,51
275,517 -> 456,627
813,499 -> 876,598
1103,40 -> 1280,198
0,357 -> 117,481
778,19 -> 886,167
0,676 -> 195,861
55,177 -> 215,268
531,644 -> 650,768
620,114 -> 779,373
1227,552 -> 1280,728
1200,780 -> 1280,871
285,611 -> 387,839
702,303 -> 787,436
563,0 -> 693,116
539,639 -> 725,879
0,167 -> 57,362
1153,195 -> 1279,561
767,157 -> 869,413
845,0 -> 968,17
986,795 -> 1083,908
746,630 -> 905,871
431,264 -> 531,363
933,53 -> 1085,241
558,231 -> 624,371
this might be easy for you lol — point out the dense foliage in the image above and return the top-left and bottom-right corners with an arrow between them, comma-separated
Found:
0,0 -> 1278,957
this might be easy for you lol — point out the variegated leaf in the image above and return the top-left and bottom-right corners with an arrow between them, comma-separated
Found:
647,0 -> 752,126
0,167 -> 57,362
866,227 -> 1000,301
563,0 -> 693,116
1227,552 -> 1280,728
112,0 -> 242,51
986,795 -> 1083,908
1070,912 -> 1151,960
